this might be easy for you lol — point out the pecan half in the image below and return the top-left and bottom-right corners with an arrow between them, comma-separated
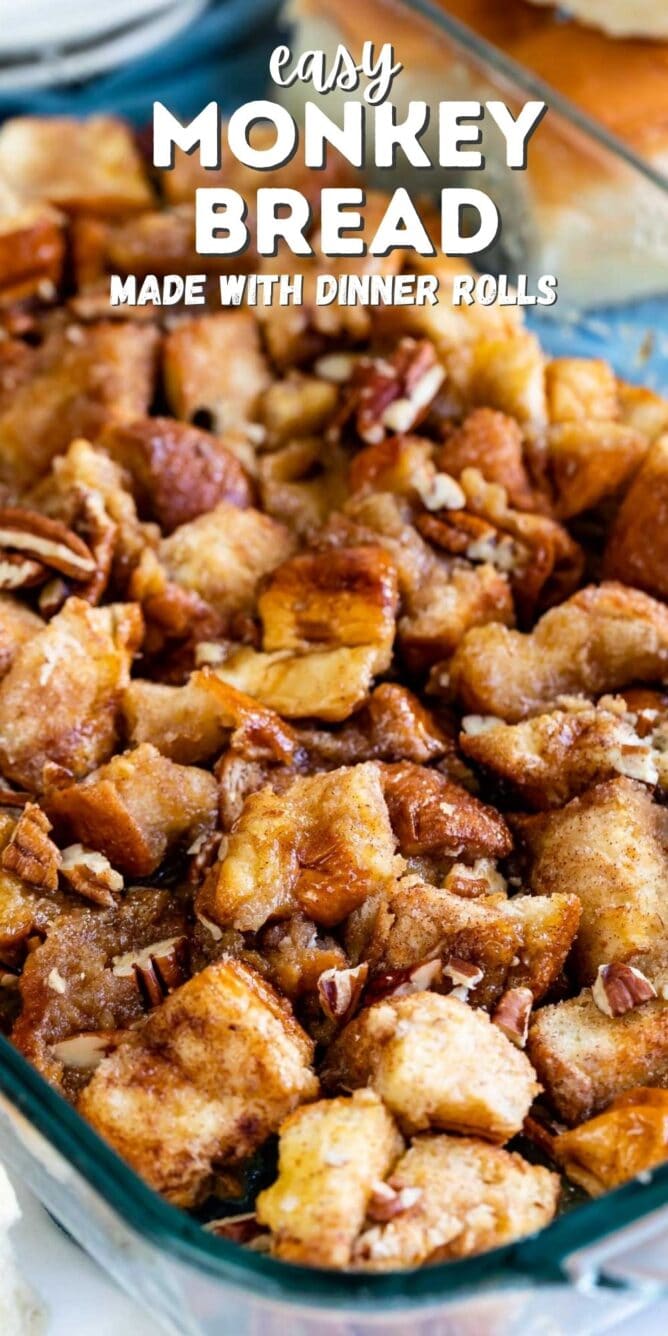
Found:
0,803 -> 60,892
60,844 -> 124,908
592,962 -> 657,1018
0,506 -> 96,581
72,488 -> 116,605
317,962 -> 368,1024
366,958 -> 442,1005
491,986 -> 533,1048
111,936 -> 190,1008
50,1030 -> 124,1071
366,1180 -> 423,1223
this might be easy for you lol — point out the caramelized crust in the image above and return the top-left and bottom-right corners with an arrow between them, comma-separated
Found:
206,763 -> 398,932
122,677 -> 229,765
79,960 -> 318,1206
552,1088 -> 668,1195
604,435 -> 668,600
449,583 -> 668,721
547,420 -> 647,519
323,992 -> 539,1142
379,762 -> 511,860
258,546 -> 399,670
101,417 -> 252,533
255,1090 -> 403,1267
48,743 -> 217,876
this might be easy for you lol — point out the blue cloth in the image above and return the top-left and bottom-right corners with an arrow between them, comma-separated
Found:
529,298 -> 668,394
0,0 -> 285,122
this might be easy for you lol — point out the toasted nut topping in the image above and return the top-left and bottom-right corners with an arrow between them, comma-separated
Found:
366,958 -> 442,1005
418,472 -> 466,513
492,986 -> 533,1048
367,1181 -> 423,1223
60,844 -> 124,907
592,962 -> 657,1018
0,506 -> 96,580
333,338 -> 443,445
0,803 -> 61,892
38,576 -> 70,618
0,787 -> 30,808
50,1030 -> 123,1071
317,962 -> 369,1025
442,957 -> 484,996
205,1213 -> 269,1246
0,553 -> 45,589
47,968 -> 67,995
111,936 -> 190,1008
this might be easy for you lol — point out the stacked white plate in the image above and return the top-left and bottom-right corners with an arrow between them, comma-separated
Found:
0,0 -> 207,91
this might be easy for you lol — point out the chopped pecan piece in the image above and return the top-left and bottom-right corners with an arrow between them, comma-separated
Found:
592,963 -> 657,1019
0,553 -> 45,590
0,506 -> 96,582
334,338 -> 444,444
366,1181 -> 422,1222
492,987 -> 533,1048
365,958 -> 442,1005
206,1213 -> 270,1246
111,935 -> 190,1008
1,803 -> 60,892
59,844 -> 123,908
50,1030 -> 124,1071
317,962 -> 368,1025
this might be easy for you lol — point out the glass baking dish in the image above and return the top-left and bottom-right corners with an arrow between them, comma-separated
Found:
1,0 -> 668,1330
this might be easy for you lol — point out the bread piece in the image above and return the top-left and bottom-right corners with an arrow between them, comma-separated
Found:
261,372 -> 338,445
449,583 -> 668,721
163,312 -> 271,432
461,697 -> 658,808
378,761 -> 511,859
353,1135 -> 559,1269
212,643 -> 380,721
352,879 -> 578,1009
48,743 -> 217,877
604,435 -> 668,600
122,677 -> 229,765
101,416 -> 252,533
255,1090 -> 403,1267
438,408 -> 536,511
547,421 -> 646,520
525,1 -> 668,43
0,322 -> 158,490
79,960 -> 318,1206
528,987 -> 668,1124
552,1088 -> 668,1196
0,596 -> 42,681
0,182 -> 64,305
0,116 -> 153,215
206,762 -> 398,932
156,502 -> 294,619
524,777 -> 668,985
323,992 -> 539,1141
0,598 -> 141,792
258,546 -> 399,671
